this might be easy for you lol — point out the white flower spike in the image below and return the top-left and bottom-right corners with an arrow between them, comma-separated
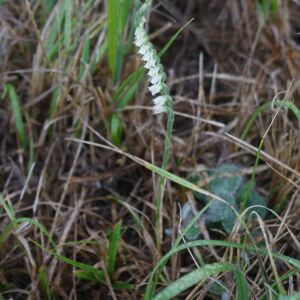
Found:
134,2 -> 173,114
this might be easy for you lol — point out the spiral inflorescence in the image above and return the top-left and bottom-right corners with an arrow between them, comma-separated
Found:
134,3 -> 172,114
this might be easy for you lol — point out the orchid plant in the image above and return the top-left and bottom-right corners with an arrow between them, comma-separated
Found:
134,0 -> 175,254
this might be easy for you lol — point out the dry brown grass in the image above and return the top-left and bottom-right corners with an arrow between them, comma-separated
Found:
0,0 -> 300,299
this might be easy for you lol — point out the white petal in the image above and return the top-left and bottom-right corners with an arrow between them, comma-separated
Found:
135,25 -> 144,36
138,44 -> 149,55
153,105 -> 167,114
148,66 -> 159,77
150,73 -> 163,85
153,96 -> 167,106
149,83 -> 161,95
142,50 -> 155,62
145,57 -> 156,69
134,32 -> 147,47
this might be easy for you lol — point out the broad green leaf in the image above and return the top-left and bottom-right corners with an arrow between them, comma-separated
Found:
205,191 -> 235,224
238,184 -> 267,219
210,164 -> 244,195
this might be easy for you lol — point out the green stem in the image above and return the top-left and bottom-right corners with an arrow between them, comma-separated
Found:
155,106 -> 174,256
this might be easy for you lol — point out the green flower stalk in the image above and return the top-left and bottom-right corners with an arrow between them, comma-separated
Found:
134,0 -> 175,255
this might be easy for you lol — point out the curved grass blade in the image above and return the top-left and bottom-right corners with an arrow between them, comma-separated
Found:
153,263 -> 248,300
145,240 -> 300,299
241,100 -> 300,140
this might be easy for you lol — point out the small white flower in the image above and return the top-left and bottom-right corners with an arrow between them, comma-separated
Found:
134,34 -> 147,47
153,95 -> 167,106
148,66 -> 160,77
153,105 -> 167,114
142,49 -> 155,62
150,73 -> 164,85
140,44 -> 152,56
149,82 -> 162,95
145,56 -> 157,69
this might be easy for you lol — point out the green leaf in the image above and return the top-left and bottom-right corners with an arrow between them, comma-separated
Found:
107,0 -> 121,83
75,270 -> 104,283
206,191 -> 235,223
256,0 -> 279,22
238,184 -> 267,219
181,202 -> 200,240
205,191 -> 237,234
111,113 -> 123,145
210,164 -> 244,195
5,84 -> 28,148
107,221 -> 122,278
221,206 -> 237,234
52,251 -> 105,282
39,266 -> 52,300
64,0 -> 72,51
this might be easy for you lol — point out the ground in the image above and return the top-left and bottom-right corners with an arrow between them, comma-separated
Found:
0,0 -> 300,299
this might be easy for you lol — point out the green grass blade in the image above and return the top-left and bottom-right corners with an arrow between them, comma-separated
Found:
153,263 -> 247,300
41,0 -> 57,12
107,0 -> 121,82
53,252 -> 105,282
107,221 -> 122,278
112,281 -> 134,289
112,17 -> 194,106
234,269 -> 249,300
158,18 -> 194,58
75,270 -> 105,283
111,113 -> 123,145
75,270 -> 132,289
39,266 -> 52,300
145,240 -> 300,299
241,100 -> 300,140
0,222 -> 15,249
121,0 -> 131,31
112,67 -> 144,104
5,84 -> 27,148
64,0 -> 72,51
49,87 -> 61,117
0,195 -> 16,223
256,0 -> 279,22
